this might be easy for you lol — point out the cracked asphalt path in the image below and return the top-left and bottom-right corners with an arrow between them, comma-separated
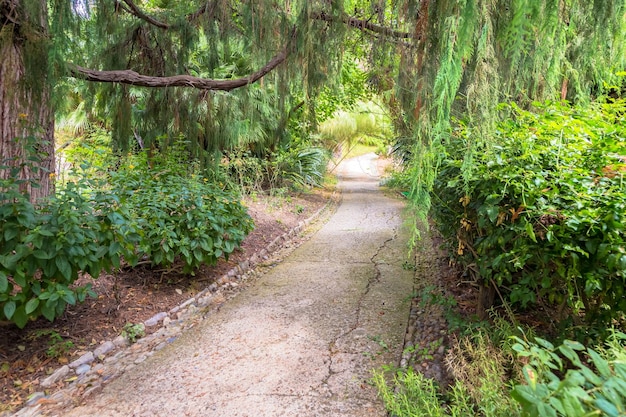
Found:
60,153 -> 414,416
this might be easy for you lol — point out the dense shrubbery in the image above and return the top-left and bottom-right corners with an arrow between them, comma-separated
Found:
0,174 -> 132,328
1,151 -> 253,328
376,325 -> 626,417
226,142 -> 328,193
110,153 -> 253,273
512,330 -> 626,417
432,100 -> 626,328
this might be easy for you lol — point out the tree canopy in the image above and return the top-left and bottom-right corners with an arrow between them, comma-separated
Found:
1,0 -> 625,199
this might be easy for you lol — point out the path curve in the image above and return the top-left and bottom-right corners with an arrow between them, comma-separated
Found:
50,154 -> 414,417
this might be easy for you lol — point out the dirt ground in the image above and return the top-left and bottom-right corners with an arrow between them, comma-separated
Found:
0,189 -> 332,413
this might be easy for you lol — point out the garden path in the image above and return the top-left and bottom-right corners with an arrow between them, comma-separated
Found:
46,153 -> 414,417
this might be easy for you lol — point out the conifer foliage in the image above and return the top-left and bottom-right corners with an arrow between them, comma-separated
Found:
1,1 -> 625,328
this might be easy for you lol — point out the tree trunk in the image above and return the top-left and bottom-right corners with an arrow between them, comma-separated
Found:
0,0 -> 54,202
477,281 -> 496,321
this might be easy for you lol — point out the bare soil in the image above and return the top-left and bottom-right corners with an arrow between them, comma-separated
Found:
0,189 -> 332,413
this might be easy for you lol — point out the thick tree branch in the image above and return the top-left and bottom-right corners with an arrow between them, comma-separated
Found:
69,43 -> 290,91
312,11 -> 414,40
119,0 -> 170,29
117,0 -> 219,29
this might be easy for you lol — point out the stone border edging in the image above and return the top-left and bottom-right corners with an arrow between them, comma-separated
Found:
10,192 -> 339,417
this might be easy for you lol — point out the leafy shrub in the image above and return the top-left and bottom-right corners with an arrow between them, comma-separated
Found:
269,145 -> 328,189
1,145 -> 252,327
512,331 -> 626,417
432,99 -> 626,327
110,153 -> 254,273
226,149 -> 268,192
0,174 -> 134,328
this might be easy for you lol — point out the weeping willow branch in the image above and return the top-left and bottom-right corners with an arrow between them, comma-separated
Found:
312,11 -> 414,40
69,42 -> 289,90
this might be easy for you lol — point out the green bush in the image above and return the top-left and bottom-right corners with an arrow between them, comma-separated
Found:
269,145 -> 328,189
0,174 -> 134,328
432,99 -> 626,327
1,146 -> 253,327
512,331 -> 626,417
110,153 -> 254,273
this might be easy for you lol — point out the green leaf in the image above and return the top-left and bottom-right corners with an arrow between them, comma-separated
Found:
588,349 -> 612,379
4,227 -> 19,241
32,249 -> 55,260
579,365 -> 603,386
548,397 -> 566,415
108,241 -> 121,255
3,300 -> 16,319
0,271 -> 8,293
558,344 -> 582,367
595,399 -> 619,417
62,292 -> 76,305
41,304 -> 55,321
525,221 -> 537,243
12,306 -> 28,328
12,270 -> 27,288
535,337 -> 555,350
55,256 -> 72,280
37,228 -> 55,237
24,298 -> 40,314
537,402 -> 557,417
485,205 -> 499,223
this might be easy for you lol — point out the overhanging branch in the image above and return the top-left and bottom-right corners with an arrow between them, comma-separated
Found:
312,11 -> 414,40
69,41 -> 291,91
117,0 -> 219,29
119,0 -> 169,29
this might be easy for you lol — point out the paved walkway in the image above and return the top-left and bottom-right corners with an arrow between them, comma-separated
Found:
56,154 -> 413,416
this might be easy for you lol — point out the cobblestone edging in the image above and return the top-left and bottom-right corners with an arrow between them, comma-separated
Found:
399,234 -> 450,385
8,196 -> 338,417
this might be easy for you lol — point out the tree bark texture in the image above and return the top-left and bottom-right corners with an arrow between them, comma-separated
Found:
0,0 -> 54,202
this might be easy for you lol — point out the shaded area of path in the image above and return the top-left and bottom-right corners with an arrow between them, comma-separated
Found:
53,154 -> 414,416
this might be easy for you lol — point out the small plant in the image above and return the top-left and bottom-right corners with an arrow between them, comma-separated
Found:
373,367 -> 476,417
402,261 -> 416,271
121,322 -> 145,343
416,285 -> 465,332
369,335 -> 390,353
30,329 -> 75,359
511,330 -> 626,417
